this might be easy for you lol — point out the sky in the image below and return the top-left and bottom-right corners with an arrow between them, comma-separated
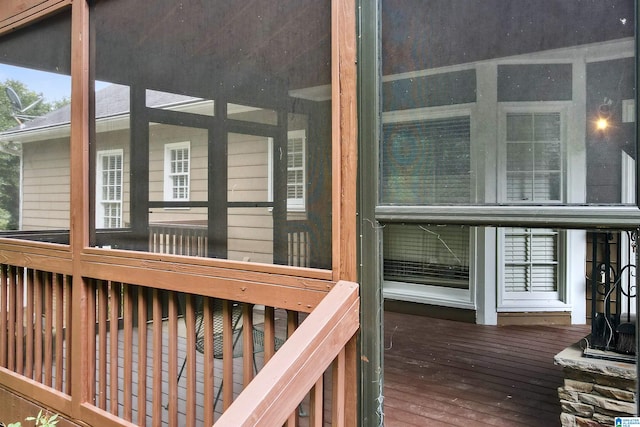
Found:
0,64 -> 111,105
0,64 -> 71,104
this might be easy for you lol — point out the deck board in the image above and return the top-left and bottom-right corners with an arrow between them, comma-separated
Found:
383,311 -> 590,427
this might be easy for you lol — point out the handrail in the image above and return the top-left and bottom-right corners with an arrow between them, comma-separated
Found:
215,280 -> 360,426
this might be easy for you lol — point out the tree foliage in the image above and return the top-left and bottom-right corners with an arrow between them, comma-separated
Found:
0,79 -> 62,230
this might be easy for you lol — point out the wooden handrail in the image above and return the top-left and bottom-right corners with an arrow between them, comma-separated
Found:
214,280 -> 359,426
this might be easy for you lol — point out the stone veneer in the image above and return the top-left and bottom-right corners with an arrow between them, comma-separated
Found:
554,343 -> 636,427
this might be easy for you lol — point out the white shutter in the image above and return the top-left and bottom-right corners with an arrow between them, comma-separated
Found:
503,228 -> 558,294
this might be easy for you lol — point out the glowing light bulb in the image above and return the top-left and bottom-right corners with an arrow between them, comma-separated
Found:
596,118 -> 609,131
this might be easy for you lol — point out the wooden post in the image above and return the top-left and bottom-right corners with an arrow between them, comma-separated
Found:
332,0 -> 358,425
69,0 -> 90,420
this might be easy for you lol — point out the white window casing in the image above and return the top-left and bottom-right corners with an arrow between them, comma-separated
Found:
96,149 -> 123,229
287,129 -> 306,211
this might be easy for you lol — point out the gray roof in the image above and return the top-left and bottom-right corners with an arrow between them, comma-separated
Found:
3,84 -> 200,134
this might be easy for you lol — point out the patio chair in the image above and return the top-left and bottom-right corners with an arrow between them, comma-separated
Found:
176,296 -> 285,408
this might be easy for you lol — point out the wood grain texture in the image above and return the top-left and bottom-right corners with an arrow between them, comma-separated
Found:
0,0 -> 70,35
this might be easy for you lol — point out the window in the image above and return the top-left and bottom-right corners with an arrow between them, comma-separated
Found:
384,223 -> 470,289
504,112 -> 562,203
381,115 -> 471,204
503,228 -> 559,294
380,114 -> 473,305
501,110 -> 563,302
287,130 -> 306,210
96,149 -> 123,228
164,141 -> 190,202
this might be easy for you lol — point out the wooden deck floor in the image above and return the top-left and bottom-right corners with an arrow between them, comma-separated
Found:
383,311 -> 590,427
96,310 -> 589,426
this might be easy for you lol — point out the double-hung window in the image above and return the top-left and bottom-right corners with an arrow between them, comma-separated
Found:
287,130 -> 306,211
381,114 -> 474,305
164,141 -> 190,202
501,110 -> 564,305
381,116 -> 471,204
96,149 -> 123,228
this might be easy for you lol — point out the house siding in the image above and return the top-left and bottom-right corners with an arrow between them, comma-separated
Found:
21,138 -> 70,230
20,121 -> 275,262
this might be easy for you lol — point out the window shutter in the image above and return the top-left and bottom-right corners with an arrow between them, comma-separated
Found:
503,228 -> 558,293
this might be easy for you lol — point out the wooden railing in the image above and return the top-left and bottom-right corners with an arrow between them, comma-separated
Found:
149,222 -> 311,267
0,242 -> 358,426
216,280 -> 359,426
148,223 -> 209,257
0,265 -> 73,392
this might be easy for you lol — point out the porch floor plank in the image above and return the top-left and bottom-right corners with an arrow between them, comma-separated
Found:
383,311 -> 590,427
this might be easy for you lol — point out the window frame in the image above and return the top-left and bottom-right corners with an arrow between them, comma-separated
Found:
497,102 -> 569,205
163,141 -> 191,203
287,129 -> 307,212
497,227 -> 568,310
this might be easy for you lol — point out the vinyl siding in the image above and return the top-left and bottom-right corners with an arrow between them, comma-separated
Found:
20,123 -> 275,262
21,138 -> 70,230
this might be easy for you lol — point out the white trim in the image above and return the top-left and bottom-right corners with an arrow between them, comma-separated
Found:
382,38 -> 634,83
620,152 -> 637,318
384,282 -> 475,310
382,103 -> 474,124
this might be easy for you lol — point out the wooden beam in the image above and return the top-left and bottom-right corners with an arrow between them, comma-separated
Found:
0,0 -> 70,35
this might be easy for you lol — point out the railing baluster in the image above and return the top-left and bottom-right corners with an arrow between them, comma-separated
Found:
16,267 -> 24,376
54,273 -> 64,391
202,296 -> 215,426
137,286 -> 147,423
263,306 -> 275,363
34,271 -> 43,382
331,348 -> 346,426
242,303 -> 254,388
286,310 -> 299,426
109,281 -> 120,415
87,279 -> 96,404
7,266 -> 15,372
64,275 -> 72,396
25,269 -> 34,380
98,280 -> 108,409
0,264 -> 7,368
123,284 -> 133,421
222,299 -> 233,410
152,289 -> 163,427
43,271 -> 52,386
309,377 -> 324,426
185,294 -> 197,427
168,291 -> 178,426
